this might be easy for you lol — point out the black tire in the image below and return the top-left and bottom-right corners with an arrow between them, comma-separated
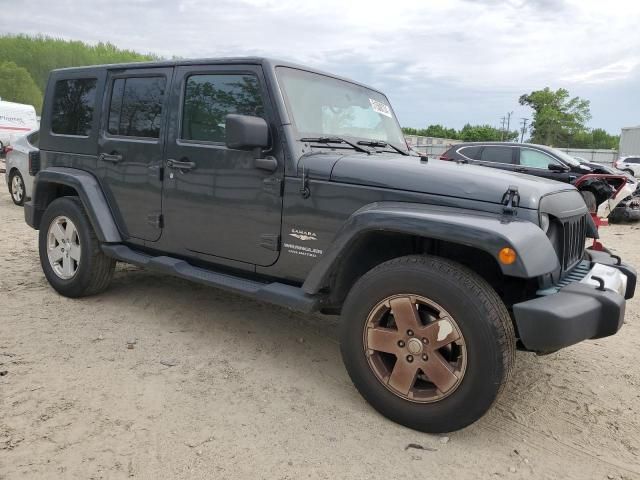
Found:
340,255 -> 515,433
9,170 -> 26,206
39,196 -> 115,298
580,190 -> 597,214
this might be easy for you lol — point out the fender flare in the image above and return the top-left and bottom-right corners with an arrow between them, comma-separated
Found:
25,167 -> 122,243
302,201 -> 559,294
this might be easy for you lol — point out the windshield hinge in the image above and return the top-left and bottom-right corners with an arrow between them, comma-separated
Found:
300,163 -> 311,199
501,185 -> 520,215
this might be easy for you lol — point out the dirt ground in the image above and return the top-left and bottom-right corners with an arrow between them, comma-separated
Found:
1,187 -> 639,480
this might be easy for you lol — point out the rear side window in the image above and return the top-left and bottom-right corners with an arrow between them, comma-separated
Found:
458,146 -> 481,159
181,74 -> 264,143
480,146 -> 513,164
51,78 -> 97,136
627,158 -> 640,164
108,77 -> 166,138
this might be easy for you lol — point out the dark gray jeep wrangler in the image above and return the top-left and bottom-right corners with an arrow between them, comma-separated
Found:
25,58 -> 636,432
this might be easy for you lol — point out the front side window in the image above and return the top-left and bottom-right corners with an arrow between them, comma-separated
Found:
480,146 -> 513,164
108,76 -> 166,138
276,67 -> 407,149
627,158 -> 640,164
181,74 -> 264,143
51,78 -> 97,136
520,148 -> 559,169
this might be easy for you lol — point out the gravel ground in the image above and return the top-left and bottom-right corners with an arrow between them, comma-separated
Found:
1,187 -> 639,480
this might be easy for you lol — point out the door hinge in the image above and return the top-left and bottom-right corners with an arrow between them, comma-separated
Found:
260,233 -> 281,251
147,213 -> 163,229
263,177 -> 283,196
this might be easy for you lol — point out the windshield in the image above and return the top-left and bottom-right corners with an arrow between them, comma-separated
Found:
276,67 -> 407,150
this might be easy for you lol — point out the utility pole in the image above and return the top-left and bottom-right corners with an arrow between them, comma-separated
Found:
505,111 -> 513,141
500,116 -> 506,141
520,118 -> 529,143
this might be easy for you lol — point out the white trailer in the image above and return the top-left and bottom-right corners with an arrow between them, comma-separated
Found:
619,126 -> 640,157
0,99 -> 39,150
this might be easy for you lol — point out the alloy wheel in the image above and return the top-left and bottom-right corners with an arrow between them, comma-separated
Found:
11,175 -> 24,203
46,216 -> 81,279
363,294 -> 467,403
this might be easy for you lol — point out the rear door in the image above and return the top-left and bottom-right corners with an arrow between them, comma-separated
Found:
161,64 -> 283,266
98,67 -> 172,241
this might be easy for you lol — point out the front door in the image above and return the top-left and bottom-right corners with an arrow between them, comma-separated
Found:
98,67 -> 173,241
516,147 -> 571,181
162,64 -> 283,266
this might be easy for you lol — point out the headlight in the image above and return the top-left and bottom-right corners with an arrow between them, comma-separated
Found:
540,213 -> 550,233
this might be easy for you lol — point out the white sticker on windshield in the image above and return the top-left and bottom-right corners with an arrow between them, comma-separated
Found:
369,98 -> 392,118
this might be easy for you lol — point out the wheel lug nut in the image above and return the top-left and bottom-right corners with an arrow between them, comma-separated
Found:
407,330 -> 414,336
422,354 -> 428,361
398,340 -> 405,348
422,337 -> 428,344
406,355 -> 413,362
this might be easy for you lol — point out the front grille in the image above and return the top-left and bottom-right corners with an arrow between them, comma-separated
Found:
560,214 -> 587,271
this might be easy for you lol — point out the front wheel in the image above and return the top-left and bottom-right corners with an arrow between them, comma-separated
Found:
340,255 -> 515,433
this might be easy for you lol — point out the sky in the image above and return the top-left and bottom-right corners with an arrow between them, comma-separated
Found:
1,0 -> 638,134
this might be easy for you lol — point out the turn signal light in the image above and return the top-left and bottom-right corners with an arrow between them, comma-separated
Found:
498,247 -> 517,265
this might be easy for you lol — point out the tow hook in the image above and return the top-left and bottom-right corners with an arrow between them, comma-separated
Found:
501,185 -> 520,215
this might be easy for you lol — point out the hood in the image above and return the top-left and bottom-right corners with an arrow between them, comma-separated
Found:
313,152 -> 576,210
577,160 -> 615,174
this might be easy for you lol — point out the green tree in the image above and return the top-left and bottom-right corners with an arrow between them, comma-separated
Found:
0,34 -> 158,91
0,61 -> 43,112
459,123 -> 518,142
519,87 -> 591,146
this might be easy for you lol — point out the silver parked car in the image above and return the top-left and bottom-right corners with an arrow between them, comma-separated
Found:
615,156 -> 640,178
4,129 -> 39,206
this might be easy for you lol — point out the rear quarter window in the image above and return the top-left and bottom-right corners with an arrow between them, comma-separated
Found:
458,146 -> 481,159
50,78 -> 97,136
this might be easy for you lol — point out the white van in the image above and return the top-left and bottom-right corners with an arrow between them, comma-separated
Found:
0,99 -> 39,152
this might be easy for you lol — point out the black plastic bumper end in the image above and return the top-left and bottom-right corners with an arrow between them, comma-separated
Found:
513,283 -> 625,353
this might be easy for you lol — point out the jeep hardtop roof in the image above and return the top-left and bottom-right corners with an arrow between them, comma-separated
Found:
48,57 -> 386,96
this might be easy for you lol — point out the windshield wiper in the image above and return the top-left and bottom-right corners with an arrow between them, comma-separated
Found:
357,140 -> 409,156
300,136 -> 372,155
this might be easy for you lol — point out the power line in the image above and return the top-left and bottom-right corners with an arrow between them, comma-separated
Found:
520,118 -> 529,143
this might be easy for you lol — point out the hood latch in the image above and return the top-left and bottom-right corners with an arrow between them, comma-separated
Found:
501,185 -> 520,215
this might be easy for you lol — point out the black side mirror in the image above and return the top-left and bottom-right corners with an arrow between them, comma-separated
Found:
548,163 -> 568,172
225,114 -> 269,150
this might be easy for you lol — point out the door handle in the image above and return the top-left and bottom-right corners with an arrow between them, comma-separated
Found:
254,156 -> 278,172
99,153 -> 123,163
167,159 -> 196,171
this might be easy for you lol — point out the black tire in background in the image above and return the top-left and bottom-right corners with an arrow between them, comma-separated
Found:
340,255 -> 515,433
580,190 -> 597,214
38,196 -> 115,298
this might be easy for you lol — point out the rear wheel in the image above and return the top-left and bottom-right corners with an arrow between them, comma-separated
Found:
9,170 -> 26,206
340,255 -> 515,433
39,197 -> 115,297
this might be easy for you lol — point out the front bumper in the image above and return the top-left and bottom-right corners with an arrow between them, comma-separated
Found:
513,252 -> 636,353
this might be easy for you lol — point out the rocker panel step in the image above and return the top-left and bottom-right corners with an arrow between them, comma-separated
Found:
102,244 -> 319,313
